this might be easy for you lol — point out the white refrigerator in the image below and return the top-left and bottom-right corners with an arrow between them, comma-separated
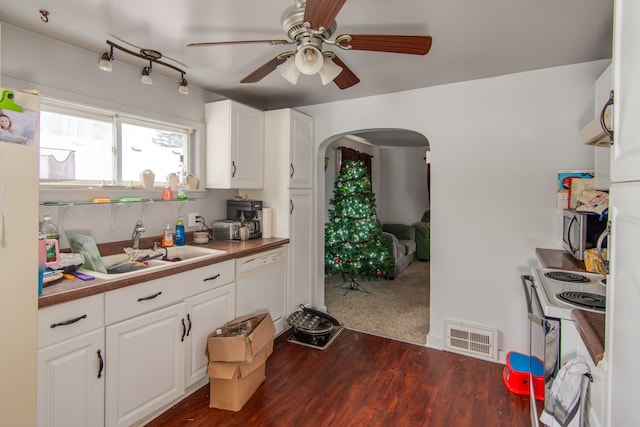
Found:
0,86 -> 40,424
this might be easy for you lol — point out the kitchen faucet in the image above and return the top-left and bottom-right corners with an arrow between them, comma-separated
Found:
131,220 -> 146,249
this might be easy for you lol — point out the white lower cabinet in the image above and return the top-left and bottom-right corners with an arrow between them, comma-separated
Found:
37,328 -> 105,427
105,302 -> 186,427
38,260 -> 237,427
184,283 -> 236,387
37,294 -> 105,427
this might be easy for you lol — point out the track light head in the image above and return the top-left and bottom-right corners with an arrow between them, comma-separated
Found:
99,47 -> 113,72
178,74 -> 189,95
141,63 -> 153,85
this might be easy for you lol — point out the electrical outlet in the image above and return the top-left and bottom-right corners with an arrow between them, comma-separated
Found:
187,212 -> 200,228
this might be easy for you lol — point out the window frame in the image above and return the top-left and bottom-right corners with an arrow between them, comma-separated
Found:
39,99 -> 195,188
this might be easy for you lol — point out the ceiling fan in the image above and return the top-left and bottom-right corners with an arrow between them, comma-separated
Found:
187,0 -> 432,89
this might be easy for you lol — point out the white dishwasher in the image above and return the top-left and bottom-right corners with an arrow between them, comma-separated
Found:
235,247 -> 287,334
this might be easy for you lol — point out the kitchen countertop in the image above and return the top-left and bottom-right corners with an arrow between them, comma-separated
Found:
572,309 -> 606,365
536,248 -> 605,365
535,248 -> 586,271
39,236 -> 289,308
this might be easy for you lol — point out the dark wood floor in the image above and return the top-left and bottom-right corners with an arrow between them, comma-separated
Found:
146,329 -> 531,427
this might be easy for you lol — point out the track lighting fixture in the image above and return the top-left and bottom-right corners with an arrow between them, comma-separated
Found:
141,62 -> 153,85
99,40 -> 189,95
99,46 -> 113,72
178,74 -> 189,95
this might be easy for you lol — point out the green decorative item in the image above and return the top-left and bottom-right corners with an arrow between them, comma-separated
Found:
325,160 -> 394,293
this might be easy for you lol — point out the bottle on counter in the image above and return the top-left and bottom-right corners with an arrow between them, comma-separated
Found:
176,155 -> 188,201
40,215 -> 60,265
161,184 -> 173,201
161,223 -> 174,247
175,219 -> 185,246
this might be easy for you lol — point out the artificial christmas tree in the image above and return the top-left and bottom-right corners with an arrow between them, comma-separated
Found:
325,160 -> 394,292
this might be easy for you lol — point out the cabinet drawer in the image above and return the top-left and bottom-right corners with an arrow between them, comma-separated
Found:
38,294 -> 104,349
105,260 -> 235,325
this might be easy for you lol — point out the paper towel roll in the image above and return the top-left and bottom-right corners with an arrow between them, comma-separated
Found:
262,207 -> 272,238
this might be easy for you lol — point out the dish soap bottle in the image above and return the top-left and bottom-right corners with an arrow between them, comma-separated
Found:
161,223 -> 174,247
175,219 -> 185,246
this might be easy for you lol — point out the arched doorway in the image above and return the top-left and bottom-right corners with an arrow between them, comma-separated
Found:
318,128 -> 431,344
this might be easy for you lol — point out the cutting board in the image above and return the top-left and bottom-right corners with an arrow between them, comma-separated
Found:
65,231 -> 107,274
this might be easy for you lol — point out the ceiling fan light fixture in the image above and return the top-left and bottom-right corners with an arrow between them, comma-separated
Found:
277,55 -> 300,85
295,45 -> 323,75
319,55 -> 343,85
178,74 -> 189,95
141,63 -> 153,85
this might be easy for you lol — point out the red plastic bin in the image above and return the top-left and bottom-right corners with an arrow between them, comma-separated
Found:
503,351 -> 545,401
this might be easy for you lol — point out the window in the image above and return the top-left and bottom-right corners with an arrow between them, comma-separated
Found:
39,101 -> 192,186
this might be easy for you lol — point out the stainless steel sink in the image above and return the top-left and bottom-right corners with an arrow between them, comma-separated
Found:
77,245 -> 226,279
163,245 -> 226,261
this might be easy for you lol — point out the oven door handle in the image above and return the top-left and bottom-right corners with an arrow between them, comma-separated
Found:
521,275 -> 544,326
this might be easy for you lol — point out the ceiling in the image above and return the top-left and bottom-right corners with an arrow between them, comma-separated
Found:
0,0 -> 613,111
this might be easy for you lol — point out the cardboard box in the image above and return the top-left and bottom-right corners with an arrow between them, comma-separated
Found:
207,312 -> 275,362
208,338 -> 274,411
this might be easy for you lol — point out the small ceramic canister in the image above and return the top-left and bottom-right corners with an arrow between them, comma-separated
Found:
187,174 -> 199,190
140,169 -> 155,188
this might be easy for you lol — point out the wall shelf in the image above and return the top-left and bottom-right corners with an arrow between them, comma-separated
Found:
40,198 -> 190,207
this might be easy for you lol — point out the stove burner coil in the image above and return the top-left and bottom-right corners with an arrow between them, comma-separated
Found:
556,291 -> 606,311
544,271 -> 589,283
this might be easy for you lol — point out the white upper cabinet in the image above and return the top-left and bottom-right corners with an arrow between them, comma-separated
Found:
611,0 -> 640,183
264,109 -> 314,189
205,100 -> 264,189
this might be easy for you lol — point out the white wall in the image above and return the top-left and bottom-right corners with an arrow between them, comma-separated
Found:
301,60 -> 609,358
377,146 -> 429,224
1,23 -> 238,246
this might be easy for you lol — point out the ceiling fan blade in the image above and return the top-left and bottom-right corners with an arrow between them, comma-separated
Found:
188,39 -> 292,47
240,55 -> 289,83
304,0 -> 347,30
330,55 -> 360,90
338,34 -> 432,55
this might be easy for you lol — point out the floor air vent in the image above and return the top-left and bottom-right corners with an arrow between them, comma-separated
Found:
444,321 -> 497,361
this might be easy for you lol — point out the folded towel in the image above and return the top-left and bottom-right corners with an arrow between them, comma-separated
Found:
540,357 -> 591,427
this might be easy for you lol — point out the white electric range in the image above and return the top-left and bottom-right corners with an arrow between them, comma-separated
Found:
531,267 -> 606,320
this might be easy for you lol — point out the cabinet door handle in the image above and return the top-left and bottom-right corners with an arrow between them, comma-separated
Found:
97,349 -> 104,379
600,90 -> 614,142
50,314 -> 87,328
137,291 -> 162,302
186,314 -> 192,337
290,163 -> 295,179
290,199 -> 294,215
232,161 -> 237,178
203,273 -> 220,282
181,318 -> 186,342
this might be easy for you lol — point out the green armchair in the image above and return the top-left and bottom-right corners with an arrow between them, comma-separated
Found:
413,211 -> 430,261
381,223 -> 416,279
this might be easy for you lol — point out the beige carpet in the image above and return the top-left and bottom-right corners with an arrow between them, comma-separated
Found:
324,260 -> 430,345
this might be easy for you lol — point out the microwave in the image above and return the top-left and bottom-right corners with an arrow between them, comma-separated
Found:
562,210 -> 608,260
